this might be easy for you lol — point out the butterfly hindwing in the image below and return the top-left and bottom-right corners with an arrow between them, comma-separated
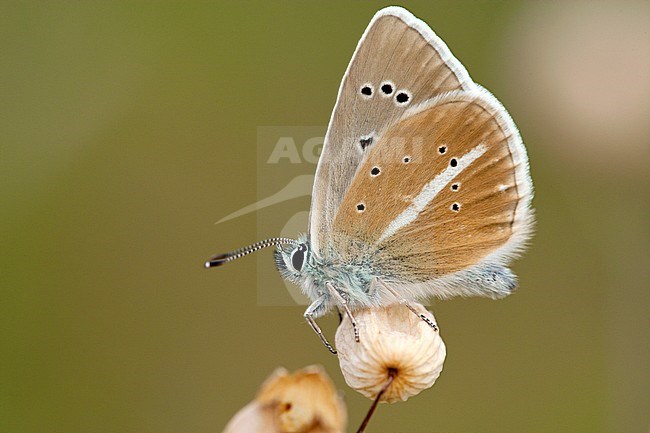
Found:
309,7 -> 474,256
331,88 -> 533,298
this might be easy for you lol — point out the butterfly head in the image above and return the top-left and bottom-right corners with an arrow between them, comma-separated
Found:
274,235 -> 312,283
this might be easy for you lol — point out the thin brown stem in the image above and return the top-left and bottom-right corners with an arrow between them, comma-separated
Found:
356,368 -> 397,433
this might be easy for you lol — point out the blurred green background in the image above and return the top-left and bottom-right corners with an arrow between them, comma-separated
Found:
1,1 -> 648,432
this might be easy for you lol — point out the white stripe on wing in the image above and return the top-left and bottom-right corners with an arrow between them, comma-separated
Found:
378,143 -> 488,242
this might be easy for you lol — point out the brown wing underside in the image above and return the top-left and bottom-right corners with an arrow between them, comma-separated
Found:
332,92 -> 524,281
310,10 -> 470,255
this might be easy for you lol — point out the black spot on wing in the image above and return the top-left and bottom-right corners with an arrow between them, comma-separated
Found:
359,136 -> 373,150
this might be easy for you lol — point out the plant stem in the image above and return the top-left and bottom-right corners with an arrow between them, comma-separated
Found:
356,369 -> 396,433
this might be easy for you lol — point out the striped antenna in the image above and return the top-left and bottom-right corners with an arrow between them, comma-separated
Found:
204,237 -> 299,268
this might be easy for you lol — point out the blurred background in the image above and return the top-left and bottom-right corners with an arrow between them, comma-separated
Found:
1,1 -> 648,432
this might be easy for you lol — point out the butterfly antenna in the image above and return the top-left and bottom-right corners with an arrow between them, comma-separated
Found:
204,237 -> 298,268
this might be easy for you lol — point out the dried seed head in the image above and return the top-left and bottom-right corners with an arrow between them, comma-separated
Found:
221,401 -> 276,433
335,303 -> 446,403
223,365 -> 346,433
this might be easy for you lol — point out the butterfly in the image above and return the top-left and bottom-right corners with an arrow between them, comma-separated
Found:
206,6 -> 534,354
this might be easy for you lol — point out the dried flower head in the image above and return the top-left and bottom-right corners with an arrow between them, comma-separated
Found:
335,302 -> 446,403
222,365 -> 346,433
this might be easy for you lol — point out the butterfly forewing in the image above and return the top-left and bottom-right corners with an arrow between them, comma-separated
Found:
332,89 -> 533,285
310,7 -> 473,256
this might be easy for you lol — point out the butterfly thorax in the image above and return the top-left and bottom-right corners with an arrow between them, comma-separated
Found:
274,235 -> 379,316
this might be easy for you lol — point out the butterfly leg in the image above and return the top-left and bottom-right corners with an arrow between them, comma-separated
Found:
375,278 -> 439,332
326,282 -> 360,343
304,295 -> 337,355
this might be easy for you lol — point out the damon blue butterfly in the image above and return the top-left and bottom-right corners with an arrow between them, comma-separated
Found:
206,6 -> 534,354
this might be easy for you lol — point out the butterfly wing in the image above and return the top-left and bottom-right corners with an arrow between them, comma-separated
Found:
331,88 -> 534,300
309,7 -> 474,256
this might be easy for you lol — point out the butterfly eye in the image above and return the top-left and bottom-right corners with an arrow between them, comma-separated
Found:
291,244 -> 307,272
